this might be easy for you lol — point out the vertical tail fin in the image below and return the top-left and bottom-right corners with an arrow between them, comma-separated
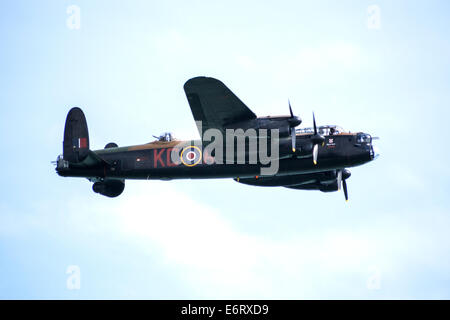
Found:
63,107 -> 90,163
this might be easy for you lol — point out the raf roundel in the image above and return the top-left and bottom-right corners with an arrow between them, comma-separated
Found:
180,146 -> 202,167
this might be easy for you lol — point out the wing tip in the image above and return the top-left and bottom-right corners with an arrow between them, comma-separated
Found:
184,76 -> 223,90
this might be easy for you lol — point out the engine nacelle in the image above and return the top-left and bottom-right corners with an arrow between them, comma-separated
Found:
235,171 -> 337,187
286,181 -> 338,192
92,179 -> 125,198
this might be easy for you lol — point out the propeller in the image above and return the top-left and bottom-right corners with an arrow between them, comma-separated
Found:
310,112 -> 325,165
337,169 -> 351,201
343,180 -> 348,202
287,100 -> 302,152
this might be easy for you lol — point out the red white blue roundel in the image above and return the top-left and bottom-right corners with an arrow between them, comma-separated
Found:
180,146 -> 202,167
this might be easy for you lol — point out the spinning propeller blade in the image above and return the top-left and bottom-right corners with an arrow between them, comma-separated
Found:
343,179 -> 348,201
287,100 -> 301,152
289,100 -> 294,118
337,169 -> 350,201
311,112 -> 325,165
312,144 -> 318,165
313,112 -> 318,135
291,128 -> 296,152
337,170 -> 342,191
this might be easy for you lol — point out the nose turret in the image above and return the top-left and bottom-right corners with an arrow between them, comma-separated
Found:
355,132 -> 379,162
370,140 -> 380,160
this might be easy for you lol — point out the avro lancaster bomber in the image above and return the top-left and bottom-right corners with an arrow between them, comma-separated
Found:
55,76 -> 378,200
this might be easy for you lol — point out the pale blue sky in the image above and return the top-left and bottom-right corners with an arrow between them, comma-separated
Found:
1,0 -> 450,299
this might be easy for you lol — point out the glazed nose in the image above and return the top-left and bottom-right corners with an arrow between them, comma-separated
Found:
371,144 -> 380,160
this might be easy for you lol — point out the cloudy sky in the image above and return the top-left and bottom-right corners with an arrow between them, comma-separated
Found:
1,0 -> 449,299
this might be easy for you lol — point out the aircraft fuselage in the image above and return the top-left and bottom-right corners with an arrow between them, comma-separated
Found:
57,132 -> 375,181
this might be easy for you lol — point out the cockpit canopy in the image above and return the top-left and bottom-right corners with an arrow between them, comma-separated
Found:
154,132 -> 175,142
356,133 -> 372,144
296,125 -> 345,136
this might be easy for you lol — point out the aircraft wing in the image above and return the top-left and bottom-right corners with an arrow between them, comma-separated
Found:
234,171 -> 337,188
183,77 -> 257,137
67,150 -> 110,168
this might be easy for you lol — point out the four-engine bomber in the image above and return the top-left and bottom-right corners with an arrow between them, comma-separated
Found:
55,76 -> 378,200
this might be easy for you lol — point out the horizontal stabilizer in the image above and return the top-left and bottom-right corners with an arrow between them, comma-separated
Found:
68,149 -> 109,168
